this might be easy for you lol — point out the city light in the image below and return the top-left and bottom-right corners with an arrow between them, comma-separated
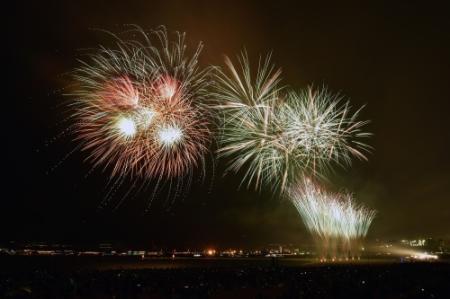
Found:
411,253 -> 438,260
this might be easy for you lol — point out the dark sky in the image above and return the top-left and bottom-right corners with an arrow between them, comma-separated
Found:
4,1 -> 450,248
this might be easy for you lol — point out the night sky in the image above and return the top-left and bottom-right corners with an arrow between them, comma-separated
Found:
4,1 -> 450,248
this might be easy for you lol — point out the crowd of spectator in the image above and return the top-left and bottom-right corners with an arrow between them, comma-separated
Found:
1,261 -> 449,298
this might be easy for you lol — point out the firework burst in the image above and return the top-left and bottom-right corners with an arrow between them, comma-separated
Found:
213,53 -> 370,193
212,53 -> 291,191
70,26 -> 212,183
280,88 -> 371,172
289,178 -> 376,259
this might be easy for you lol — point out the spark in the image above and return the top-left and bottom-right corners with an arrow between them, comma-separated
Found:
116,116 -> 136,138
157,125 -> 183,146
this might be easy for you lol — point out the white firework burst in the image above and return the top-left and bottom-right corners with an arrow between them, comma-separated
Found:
213,52 -> 370,193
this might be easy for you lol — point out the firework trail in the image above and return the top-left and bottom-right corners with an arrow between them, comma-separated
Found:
213,52 -> 370,193
289,178 -> 376,260
70,26 -> 212,182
